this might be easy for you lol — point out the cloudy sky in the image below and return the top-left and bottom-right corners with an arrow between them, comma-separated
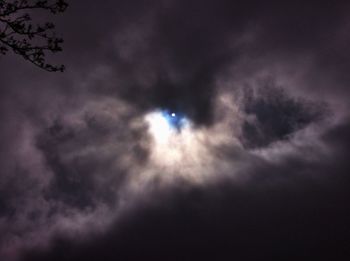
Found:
1,0 -> 350,260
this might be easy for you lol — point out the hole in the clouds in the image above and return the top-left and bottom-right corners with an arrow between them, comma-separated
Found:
145,109 -> 190,144
144,109 -> 208,180
160,110 -> 188,131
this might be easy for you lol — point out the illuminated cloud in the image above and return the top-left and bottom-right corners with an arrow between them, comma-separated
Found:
1,1 -> 350,261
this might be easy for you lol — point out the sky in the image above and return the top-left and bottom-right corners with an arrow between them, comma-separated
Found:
0,0 -> 350,260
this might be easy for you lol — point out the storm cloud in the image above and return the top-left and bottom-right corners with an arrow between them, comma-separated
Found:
1,0 -> 350,260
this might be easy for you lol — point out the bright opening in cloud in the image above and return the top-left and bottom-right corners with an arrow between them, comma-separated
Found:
145,110 -> 189,144
145,111 -> 173,144
141,109 -> 217,184
144,109 -> 199,167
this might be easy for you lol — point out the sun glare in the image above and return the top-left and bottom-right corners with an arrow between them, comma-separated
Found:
145,111 -> 174,144
140,109 -> 216,184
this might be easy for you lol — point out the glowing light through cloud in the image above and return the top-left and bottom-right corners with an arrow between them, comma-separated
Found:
144,109 -> 196,164
145,111 -> 174,144
138,97 -> 242,185
142,109 -> 212,183
145,110 -> 189,144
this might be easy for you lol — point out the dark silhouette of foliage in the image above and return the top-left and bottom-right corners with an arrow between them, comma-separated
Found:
0,0 -> 68,72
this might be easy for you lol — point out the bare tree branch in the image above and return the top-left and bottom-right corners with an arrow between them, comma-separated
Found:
0,0 -> 68,72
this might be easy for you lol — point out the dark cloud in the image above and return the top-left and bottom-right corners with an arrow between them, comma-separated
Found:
23,120 -> 350,261
240,84 -> 328,148
1,0 -> 350,260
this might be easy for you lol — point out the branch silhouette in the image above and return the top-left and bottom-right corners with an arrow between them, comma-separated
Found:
0,0 -> 68,72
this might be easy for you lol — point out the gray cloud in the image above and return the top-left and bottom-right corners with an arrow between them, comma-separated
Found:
0,1 -> 350,260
